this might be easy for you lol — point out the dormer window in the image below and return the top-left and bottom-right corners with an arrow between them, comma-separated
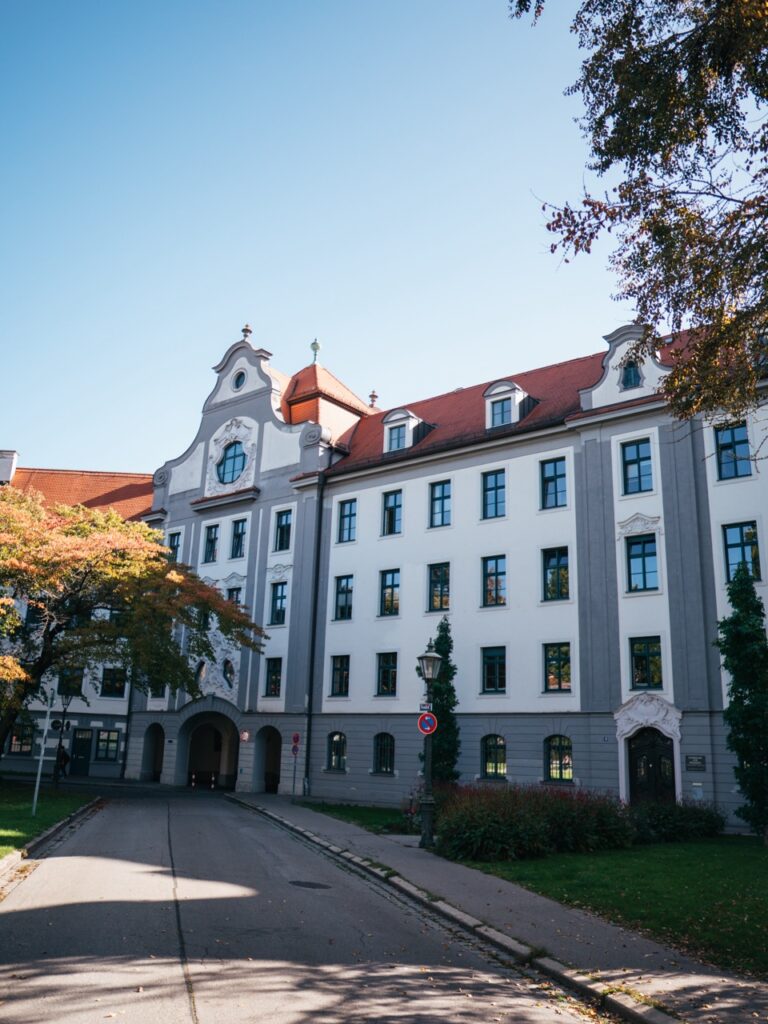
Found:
382,408 -> 426,454
621,361 -> 642,390
484,380 -> 528,428
388,424 -> 406,452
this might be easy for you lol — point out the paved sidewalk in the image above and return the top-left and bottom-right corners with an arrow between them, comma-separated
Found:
227,794 -> 767,1024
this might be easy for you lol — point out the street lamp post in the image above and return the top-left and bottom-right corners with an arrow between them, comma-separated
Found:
417,639 -> 442,849
52,692 -> 74,785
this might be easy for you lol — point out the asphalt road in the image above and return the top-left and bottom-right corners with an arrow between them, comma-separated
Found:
0,794 -> 607,1024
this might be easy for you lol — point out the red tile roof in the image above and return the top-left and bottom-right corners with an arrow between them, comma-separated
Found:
12,468 -> 153,521
327,351 -> 611,476
285,364 -> 372,417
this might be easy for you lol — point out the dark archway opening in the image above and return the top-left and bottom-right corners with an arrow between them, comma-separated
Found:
142,723 -> 165,782
187,718 -> 239,790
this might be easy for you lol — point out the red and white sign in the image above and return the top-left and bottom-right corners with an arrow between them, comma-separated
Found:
292,732 -> 301,745
417,712 -> 438,736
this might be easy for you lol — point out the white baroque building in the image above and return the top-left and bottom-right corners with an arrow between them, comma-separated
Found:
4,324 -> 766,823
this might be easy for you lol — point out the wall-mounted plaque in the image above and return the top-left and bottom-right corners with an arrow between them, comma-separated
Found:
685,755 -> 706,772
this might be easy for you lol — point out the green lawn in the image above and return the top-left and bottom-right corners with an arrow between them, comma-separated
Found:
303,801 -> 416,834
0,782 -> 95,859
470,836 -> 767,978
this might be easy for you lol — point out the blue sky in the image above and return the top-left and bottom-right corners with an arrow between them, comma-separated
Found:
1,1 -> 631,473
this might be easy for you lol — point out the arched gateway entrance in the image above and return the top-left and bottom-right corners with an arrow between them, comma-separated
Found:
179,711 -> 240,790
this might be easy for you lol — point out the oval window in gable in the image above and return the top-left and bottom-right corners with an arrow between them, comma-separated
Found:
217,441 -> 246,484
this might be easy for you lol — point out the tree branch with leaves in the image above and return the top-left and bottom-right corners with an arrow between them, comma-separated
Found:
0,487 -> 264,757
512,0 -> 768,419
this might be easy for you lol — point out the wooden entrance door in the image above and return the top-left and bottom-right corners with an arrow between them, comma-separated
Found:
628,727 -> 675,804
70,728 -> 92,777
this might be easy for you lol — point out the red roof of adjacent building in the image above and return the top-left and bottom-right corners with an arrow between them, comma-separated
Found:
12,468 -> 154,521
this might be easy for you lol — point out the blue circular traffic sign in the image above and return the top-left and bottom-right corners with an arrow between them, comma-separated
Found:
417,712 -> 438,735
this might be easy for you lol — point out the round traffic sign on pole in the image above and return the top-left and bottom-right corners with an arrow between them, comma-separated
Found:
417,712 -> 438,735
292,732 -> 301,745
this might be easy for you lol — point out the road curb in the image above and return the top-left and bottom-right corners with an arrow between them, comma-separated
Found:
226,796 -> 681,1024
0,797 -> 102,880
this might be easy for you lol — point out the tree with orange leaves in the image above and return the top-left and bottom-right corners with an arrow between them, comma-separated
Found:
0,487 -> 264,759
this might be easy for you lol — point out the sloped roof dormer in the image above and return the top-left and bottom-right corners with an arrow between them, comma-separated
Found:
579,324 -> 668,413
381,408 -> 432,454
483,380 -> 530,428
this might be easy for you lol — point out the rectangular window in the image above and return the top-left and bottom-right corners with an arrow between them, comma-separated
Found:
382,490 -> 402,535
627,534 -> 658,591
95,729 -> 119,761
544,643 -> 572,692
168,532 -> 181,563
274,510 -> 292,551
203,524 -> 219,563
715,423 -> 751,480
9,723 -> 34,755
334,575 -> 353,621
264,657 -> 282,697
58,668 -> 83,697
482,555 -> 506,606
428,562 -> 450,611
482,470 -> 506,519
388,424 -> 406,451
227,587 -> 242,605
429,480 -> 451,528
338,499 -> 357,543
379,569 -> 400,616
376,652 -> 397,696
270,581 -> 287,625
481,647 -> 506,693
723,522 -> 761,581
541,458 -> 567,509
630,636 -> 662,689
231,519 -> 247,559
149,679 -> 166,699
491,397 -> 511,427
622,438 -> 653,494
101,668 -> 126,698
330,655 -> 350,697
542,547 -> 569,600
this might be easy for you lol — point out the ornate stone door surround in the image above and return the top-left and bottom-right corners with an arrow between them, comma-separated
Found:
614,692 -> 682,803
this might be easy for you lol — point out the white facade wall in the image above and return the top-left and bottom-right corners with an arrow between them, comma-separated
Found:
322,437 -> 581,716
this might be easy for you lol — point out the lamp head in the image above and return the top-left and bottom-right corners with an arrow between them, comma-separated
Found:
417,639 -> 442,682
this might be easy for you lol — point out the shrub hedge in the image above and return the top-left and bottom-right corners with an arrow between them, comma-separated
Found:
435,784 -> 724,861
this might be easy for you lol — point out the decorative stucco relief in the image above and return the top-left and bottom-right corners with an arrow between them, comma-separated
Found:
616,512 -> 662,541
614,691 -> 682,741
205,417 -> 258,496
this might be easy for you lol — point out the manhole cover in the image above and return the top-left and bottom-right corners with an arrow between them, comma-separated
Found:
289,880 -> 332,890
